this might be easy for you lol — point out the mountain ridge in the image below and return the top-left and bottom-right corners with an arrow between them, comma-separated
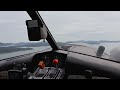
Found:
1,40 -> 120,46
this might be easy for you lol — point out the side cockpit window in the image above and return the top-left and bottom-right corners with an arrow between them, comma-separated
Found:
0,11 -> 51,60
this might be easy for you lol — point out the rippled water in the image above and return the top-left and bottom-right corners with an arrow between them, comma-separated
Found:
0,42 -> 120,60
0,46 -> 50,60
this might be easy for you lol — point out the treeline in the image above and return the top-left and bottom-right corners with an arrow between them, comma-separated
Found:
0,43 -> 12,46
66,40 -> 120,45
14,42 -> 66,47
0,46 -> 32,54
0,42 -> 66,54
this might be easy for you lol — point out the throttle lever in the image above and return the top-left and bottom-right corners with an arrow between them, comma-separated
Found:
53,59 -> 59,70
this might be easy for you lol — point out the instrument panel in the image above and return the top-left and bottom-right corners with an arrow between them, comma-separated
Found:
28,50 -> 68,79
31,51 -> 67,72
41,52 -> 66,67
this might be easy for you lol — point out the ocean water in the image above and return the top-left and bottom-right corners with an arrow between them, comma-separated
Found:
0,43 -> 120,60
0,46 -> 50,60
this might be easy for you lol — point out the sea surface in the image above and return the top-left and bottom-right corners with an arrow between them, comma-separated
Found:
0,46 -> 50,60
0,42 -> 120,60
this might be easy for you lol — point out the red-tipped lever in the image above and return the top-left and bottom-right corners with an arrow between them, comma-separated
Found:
53,59 -> 59,65
38,61 -> 45,69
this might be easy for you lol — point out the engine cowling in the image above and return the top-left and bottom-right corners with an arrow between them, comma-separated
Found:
110,47 -> 120,62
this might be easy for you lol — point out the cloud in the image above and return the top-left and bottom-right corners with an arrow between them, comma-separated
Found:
0,11 -> 120,43
40,11 -> 120,42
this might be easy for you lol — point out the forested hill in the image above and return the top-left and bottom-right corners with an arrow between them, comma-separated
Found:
0,42 -> 65,54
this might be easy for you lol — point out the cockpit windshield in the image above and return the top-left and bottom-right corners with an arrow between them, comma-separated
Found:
39,11 -> 120,61
1,11 -> 120,61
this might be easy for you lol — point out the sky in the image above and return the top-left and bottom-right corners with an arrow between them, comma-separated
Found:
0,11 -> 120,43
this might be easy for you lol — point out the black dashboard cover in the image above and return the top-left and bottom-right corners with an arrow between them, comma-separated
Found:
65,52 -> 120,79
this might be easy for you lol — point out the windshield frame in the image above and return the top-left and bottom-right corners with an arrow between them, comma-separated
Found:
26,11 -> 60,50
